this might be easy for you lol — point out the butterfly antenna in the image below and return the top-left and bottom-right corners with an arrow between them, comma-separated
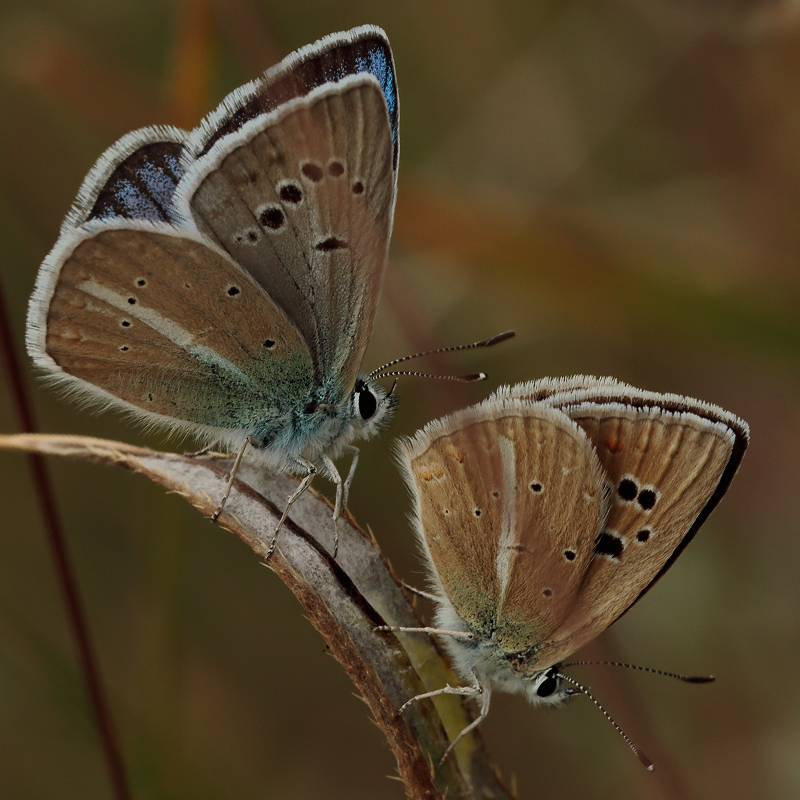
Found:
561,661 -> 715,684
374,370 -> 487,382
557,672 -> 654,771
368,330 -> 515,381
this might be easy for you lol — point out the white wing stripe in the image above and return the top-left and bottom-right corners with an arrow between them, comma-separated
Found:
496,434 -> 517,602
77,280 -> 256,385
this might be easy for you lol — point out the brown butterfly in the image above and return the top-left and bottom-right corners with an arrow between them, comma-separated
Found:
388,376 -> 748,765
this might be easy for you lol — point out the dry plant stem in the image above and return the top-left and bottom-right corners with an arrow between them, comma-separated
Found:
0,433 -> 515,800
0,283 -> 131,800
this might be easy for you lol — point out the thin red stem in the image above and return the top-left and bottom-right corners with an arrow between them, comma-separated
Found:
0,278 -> 131,800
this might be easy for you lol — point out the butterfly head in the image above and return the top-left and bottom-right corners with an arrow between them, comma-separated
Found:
343,376 -> 398,443
525,666 -> 575,708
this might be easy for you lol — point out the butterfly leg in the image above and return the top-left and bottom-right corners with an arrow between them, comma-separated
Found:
211,436 -> 251,522
340,445 -> 360,511
401,584 -> 446,603
438,678 -> 491,765
267,458 -> 317,560
319,453 -> 343,559
393,668 -> 489,764
184,444 -> 214,458
375,625 -> 473,641
397,673 -> 482,714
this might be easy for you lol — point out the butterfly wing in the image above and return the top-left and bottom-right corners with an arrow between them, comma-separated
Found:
503,378 -> 749,598
27,222 -> 311,443
63,126 -> 189,228
190,26 -> 398,171
500,378 -> 749,665
28,26 -> 396,444
179,28 -> 397,403
398,398 -> 609,656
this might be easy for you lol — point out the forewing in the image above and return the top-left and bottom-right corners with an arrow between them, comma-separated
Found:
27,222 -> 311,433
190,25 -> 398,172
182,75 -> 394,403
398,400 -> 609,655
540,400 -> 743,665
502,376 -> 748,603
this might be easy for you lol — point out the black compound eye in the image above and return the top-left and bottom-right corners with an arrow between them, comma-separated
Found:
358,387 -> 378,420
536,675 -> 559,698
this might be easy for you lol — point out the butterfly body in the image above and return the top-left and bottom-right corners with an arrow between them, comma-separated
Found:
433,600 -> 574,708
395,377 -> 748,757
27,27 -> 400,516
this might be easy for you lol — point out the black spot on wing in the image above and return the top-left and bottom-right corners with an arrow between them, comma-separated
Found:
617,477 -> 638,501
637,488 -> 658,510
316,236 -> 348,252
594,529 -> 625,559
259,206 -> 285,229
88,141 -> 185,223
279,183 -> 302,203
301,162 -> 324,182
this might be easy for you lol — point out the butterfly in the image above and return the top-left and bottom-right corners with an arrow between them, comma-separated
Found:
26,26 -> 502,555
390,376 -> 749,764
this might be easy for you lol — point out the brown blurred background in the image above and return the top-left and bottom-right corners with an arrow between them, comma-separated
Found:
1,1 -> 799,798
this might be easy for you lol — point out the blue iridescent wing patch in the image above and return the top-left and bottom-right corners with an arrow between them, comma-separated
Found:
195,27 -> 399,172
87,140 -> 186,223
63,126 -> 189,227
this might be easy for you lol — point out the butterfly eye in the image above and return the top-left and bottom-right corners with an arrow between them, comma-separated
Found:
358,387 -> 378,420
534,668 -> 560,698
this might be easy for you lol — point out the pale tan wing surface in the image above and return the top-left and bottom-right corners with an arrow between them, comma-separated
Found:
184,76 -> 394,399
502,376 -> 748,602
538,402 -> 740,666
399,399 -> 609,655
542,380 -> 749,596
32,224 -> 311,429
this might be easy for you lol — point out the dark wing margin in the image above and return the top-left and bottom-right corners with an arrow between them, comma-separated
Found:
496,377 -> 749,612
190,25 -> 399,173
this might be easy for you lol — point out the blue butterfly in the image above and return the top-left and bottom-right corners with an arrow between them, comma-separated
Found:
27,26 -> 507,556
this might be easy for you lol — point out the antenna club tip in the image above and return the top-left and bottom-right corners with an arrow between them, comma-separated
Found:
464,372 -> 487,382
637,751 -> 654,771
484,330 -> 515,347
686,675 -> 715,683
